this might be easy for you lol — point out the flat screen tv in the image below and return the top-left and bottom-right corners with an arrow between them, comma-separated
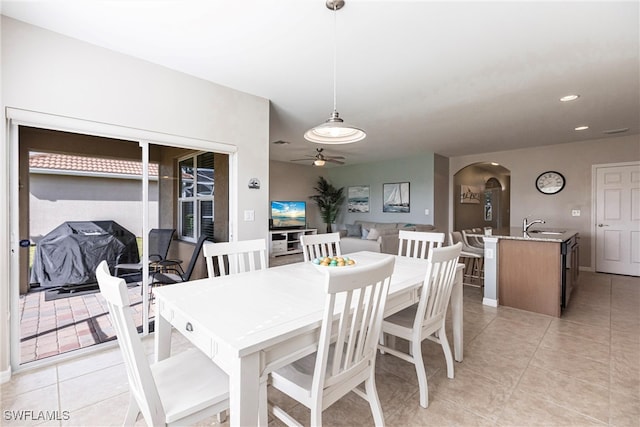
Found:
270,201 -> 306,230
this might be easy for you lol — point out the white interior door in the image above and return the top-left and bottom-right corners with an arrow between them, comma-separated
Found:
595,163 -> 640,276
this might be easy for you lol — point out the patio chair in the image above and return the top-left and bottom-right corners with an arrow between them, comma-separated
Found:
270,255 -> 395,426
300,232 -> 342,261
95,260 -> 229,426
114,228 -> 175,280
151,234 -> 209,286
378,242 -> 462,408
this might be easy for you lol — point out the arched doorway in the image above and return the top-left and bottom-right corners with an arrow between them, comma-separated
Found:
453,163 -> 511,231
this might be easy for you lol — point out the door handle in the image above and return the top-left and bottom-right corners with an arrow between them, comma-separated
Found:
597,224 -> 609,227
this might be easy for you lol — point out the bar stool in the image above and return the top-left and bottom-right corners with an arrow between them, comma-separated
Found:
450,231 -> 484,287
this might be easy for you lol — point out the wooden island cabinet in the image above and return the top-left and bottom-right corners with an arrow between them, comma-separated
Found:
497,230 -> 579,317
470,228 -> 580,317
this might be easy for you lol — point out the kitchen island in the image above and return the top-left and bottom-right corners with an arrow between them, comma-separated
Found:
471,228 -> 579,317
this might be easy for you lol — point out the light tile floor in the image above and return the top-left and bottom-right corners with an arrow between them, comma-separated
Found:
2,271 -> 638,426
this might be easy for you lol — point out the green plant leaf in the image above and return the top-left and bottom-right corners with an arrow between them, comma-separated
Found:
309,176 -> 345,232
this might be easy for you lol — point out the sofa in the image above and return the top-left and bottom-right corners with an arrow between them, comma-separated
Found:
337,220 -> 437,255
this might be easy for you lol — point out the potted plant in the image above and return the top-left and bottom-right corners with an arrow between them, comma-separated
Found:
310,176 -> 345,234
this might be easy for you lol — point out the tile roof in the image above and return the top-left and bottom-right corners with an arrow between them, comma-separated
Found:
29,153 -> 159,177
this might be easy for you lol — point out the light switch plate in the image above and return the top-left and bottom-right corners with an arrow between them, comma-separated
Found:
425,209 -> 430,215
244,210 -> 255,221
571,209 -> 581,217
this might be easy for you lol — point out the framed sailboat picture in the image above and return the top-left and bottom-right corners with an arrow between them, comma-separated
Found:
383,182 -> 410,213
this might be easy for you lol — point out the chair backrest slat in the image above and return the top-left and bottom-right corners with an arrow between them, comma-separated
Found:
301,233 -> 342,262
398,230 -> 445,260
96,261 -> 165,426
203,239 -> 267,277
311,256 -> 395,398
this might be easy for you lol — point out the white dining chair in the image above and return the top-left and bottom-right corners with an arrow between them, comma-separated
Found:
300,232 -> 342,261
203,238 -> 267,277
270,256 -> 396,427
397,229 -> 445,259
378,242 -> 462,408
95,261 -> 229,426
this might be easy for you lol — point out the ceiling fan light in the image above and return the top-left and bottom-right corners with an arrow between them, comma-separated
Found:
313,159 -> 326,166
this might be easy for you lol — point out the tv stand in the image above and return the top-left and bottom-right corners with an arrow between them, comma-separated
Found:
269,228 -> 317,258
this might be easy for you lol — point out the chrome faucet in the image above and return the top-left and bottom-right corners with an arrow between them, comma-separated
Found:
523,217 -> 545,233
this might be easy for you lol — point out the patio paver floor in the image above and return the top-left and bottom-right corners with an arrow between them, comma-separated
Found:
18,284 -> 154,364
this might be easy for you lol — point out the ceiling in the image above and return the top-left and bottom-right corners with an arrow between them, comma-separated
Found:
2,1 -> 638,167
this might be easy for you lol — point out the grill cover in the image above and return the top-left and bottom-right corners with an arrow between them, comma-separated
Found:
30,221 -> 139,288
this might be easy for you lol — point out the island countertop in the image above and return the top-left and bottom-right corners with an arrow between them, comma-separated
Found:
468,227 -> 579,243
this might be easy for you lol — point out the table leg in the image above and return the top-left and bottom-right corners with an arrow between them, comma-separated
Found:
451,266 -> 464,362
230,352 -> 261,427
154,307 -> 172,363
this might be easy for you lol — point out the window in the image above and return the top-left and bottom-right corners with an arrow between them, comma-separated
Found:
178,152 -> 214,241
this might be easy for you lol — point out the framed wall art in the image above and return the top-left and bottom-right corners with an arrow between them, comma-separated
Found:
347,185 -> 370,213
460,185 -> 481,204
383,182 -> 410,213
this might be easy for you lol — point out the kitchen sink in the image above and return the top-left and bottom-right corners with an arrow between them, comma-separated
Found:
528,230 -> 565,235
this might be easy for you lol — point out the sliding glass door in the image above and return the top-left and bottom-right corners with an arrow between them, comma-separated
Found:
8,110 -> 234,370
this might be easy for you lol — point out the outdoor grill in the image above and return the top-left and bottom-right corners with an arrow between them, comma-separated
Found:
30,220 -> 139,288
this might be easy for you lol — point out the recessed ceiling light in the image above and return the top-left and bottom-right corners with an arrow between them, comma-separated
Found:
560,94 -> 580,102
575,125 -> 589,131
272,140 -> 290,145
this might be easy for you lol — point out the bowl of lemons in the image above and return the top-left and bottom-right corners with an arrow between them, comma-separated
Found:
312,256 -> 356,268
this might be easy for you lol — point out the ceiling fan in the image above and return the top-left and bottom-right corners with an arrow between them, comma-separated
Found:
291,148 -> 345,166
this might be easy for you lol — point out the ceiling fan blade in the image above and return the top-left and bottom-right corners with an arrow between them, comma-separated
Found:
326,159 -> 345,165
325,155 -> 346,160
291,158 -> 313,162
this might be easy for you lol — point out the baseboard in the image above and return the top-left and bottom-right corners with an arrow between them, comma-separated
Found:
482,297 -> 498,307
1,366 -> 12,384
579,266 -> 595,272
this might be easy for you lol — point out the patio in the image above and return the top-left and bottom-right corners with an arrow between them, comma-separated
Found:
18,284 -> 154,364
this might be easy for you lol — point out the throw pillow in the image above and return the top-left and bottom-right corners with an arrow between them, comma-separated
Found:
345,223 -> 362,237
361,228 -> 369,239
367,228 -> 380,240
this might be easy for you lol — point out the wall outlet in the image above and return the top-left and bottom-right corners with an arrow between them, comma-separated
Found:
571,209 -> 581,217
243,210 -> 255,221
425,209 -> 430,215
485,248 -> 494,259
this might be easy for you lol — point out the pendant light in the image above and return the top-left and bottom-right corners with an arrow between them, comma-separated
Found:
304,0 -> 366,144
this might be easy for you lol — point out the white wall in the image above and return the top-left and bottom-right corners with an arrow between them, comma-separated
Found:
328,154 -> 436,226
29,174 -> 159,239
450,134 -> 640,269
1,17 -> 269,376
270,155 -> 441,233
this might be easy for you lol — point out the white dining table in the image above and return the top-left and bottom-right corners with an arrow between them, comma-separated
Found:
153,251 -> 463,426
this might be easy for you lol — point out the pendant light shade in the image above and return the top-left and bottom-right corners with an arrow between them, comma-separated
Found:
304,111 -> 366,144
305,0 -> 366,144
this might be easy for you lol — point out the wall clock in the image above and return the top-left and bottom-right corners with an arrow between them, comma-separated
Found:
535,171 -> 565,194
